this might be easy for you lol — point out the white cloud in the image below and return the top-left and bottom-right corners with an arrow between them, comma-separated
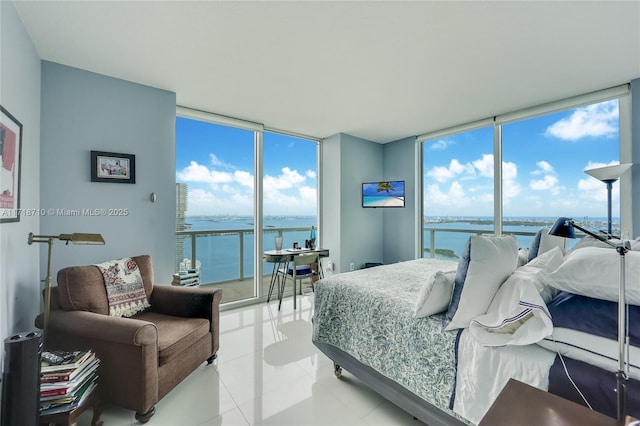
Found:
427,159 -> 474,183
529,161 -> 561,195
532,161 -> 555,175
178,160 -> 321,215
426,181 -> 469,208
545,100 -> 618,141
264,167 -> 306,190
177,161 -> 233,184
530,175 -> 559,191
428,139 -> 453,151
426,154 -> 520,201
472,154 -> 494,178
233,170 -> 254,188
209,153 -> 235,169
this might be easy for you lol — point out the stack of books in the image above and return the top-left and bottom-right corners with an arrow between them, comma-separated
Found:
39,349 -> 99,415
172,269 -> 200,286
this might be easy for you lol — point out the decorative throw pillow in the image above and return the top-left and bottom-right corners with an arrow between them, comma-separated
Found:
547,247 -> 640,305
414,270 -> 456,318
528,227 -> 568,262
444,234 -> 519,331
94,257 -> 151,317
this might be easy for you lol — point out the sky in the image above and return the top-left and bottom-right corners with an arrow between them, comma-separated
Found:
176,118 -> 318,216
423,99 -> 622,219
176,99 -> 621,219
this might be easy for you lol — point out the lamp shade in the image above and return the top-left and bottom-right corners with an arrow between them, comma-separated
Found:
584,163 -> 632,182
59,233 -> 105,245
549,217 -> 576,239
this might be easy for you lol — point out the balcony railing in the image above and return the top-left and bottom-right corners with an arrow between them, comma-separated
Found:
422,227 -> 541,259
176,225 -> 581,286
176,226 -> 314,285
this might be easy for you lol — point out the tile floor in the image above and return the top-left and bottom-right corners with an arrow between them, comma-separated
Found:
72,293 -> 425,425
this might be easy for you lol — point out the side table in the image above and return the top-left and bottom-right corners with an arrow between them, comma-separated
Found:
479,378 -> 635,426
39,387 -> 102,426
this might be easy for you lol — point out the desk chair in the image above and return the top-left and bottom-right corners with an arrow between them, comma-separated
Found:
277,252 -> 319,310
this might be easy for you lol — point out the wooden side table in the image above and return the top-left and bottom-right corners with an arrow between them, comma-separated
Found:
39,388 -> 102,426
479,378 -> 624,426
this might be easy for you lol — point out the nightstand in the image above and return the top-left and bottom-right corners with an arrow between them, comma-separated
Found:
479,378 -> 632,426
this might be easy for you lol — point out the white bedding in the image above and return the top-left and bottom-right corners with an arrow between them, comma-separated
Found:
453,329 -> 556,424
537,328 -> 640,381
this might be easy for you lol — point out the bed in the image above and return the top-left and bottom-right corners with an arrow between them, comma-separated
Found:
311,232 -> 640,425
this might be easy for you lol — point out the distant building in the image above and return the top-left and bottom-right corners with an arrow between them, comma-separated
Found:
176,183 -> 188,272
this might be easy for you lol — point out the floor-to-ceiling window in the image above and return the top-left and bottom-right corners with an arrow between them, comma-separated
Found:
262,131 -> 319,298
421,86 -> 629,258
422,125 -> 494,259
502,99 -> 620,249
175,109 -> 320,305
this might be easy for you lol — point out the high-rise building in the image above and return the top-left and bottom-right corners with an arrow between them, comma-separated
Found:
176,183 -> 188,272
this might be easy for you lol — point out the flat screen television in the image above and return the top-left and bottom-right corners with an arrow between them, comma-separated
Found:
362,180 -> 405,208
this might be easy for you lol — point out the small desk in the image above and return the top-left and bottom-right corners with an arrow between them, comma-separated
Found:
479,378 -> 632,426
264,248 -> 329,310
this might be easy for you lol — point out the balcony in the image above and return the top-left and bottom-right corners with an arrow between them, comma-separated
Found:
176,226 -> 315,305
176,223 -> 585,305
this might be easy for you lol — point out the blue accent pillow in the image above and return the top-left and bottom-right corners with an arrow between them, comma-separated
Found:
446,238 -> 471,326
528,228 -> 544,261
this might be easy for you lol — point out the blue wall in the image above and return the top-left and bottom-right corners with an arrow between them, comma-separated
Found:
383,136 -> 419,263
321,133 -> 424,271
40,62 -> 177,282
321,133 -> 385,272
0,1 -> 42,351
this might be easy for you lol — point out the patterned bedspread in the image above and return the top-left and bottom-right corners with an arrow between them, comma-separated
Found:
312,258 -> 467,421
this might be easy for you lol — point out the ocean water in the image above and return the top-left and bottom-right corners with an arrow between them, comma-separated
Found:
179,216 -> 317,283
180,215 -> 615,284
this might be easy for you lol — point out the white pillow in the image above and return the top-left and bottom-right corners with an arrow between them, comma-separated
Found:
467,247 -> 564,346
444,235 -> 519,331
526,246 -> 564,303
414,270 -> 456,318
548,246 -> 640,305
528,227 -> 568,262
517,248 -> 530,267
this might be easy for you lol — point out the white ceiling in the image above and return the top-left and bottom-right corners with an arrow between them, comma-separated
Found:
13,1 -> 640,143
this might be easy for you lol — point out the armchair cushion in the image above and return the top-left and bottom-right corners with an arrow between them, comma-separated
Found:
134,311 -> 209,365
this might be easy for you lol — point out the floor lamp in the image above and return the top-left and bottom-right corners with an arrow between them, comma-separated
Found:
549,218 -> 630,422
584,163 -> 632,238
27,232 -> 105,344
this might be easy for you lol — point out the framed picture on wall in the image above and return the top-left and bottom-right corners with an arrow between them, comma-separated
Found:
0,106 -> 23,223
91,151 -> 136,184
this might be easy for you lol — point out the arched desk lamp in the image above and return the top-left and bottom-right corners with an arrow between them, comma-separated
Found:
28,232 -> 105,344
549,216 -> 630,423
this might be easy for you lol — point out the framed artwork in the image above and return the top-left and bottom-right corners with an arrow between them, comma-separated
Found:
91,151 -> 136,184
0,106 -> 23,223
